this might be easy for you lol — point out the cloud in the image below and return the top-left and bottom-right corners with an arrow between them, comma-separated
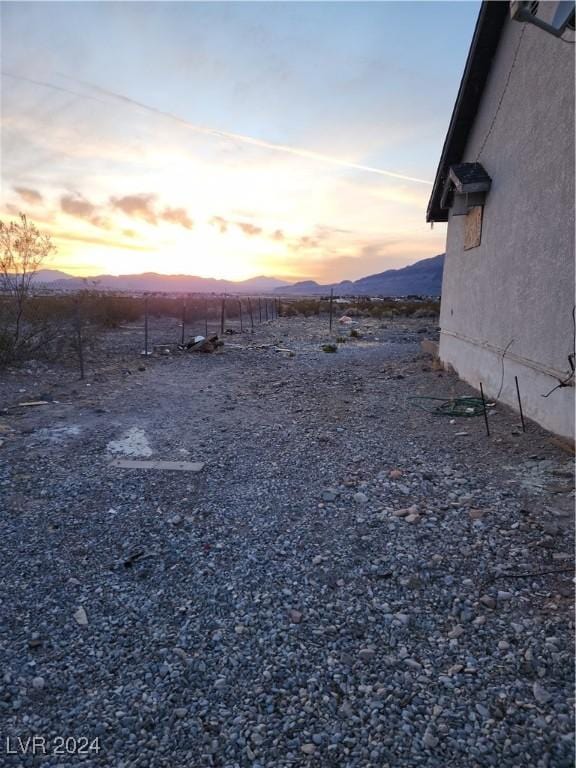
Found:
210,216 -> 229,233
210,217 -> 283,241
161,207 -> 193,229
110,194 -> 193,229
61,194 -> 96,218
45,73 -> 433,185
110,193 -> 158,224
289,234 -> 320,251
60,194 -> 110,229
14,186 -> 43,205
52,230 -> 154,252
236,221 -> 262,237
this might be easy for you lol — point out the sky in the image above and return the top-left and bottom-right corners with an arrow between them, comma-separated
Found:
0,1 -> 480,282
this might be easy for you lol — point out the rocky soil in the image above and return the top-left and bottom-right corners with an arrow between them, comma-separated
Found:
0,315 -> 573,768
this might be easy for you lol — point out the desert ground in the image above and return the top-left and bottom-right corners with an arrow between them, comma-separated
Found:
0,315 -> 574,768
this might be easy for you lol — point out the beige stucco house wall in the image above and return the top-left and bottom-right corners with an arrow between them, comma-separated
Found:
431,3 -> 574,440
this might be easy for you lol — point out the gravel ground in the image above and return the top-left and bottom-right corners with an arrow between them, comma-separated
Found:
0,315 -> 573,768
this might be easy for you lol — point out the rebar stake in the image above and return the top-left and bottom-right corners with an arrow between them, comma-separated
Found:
479,382 -> 490,437
514,375 -> 526,432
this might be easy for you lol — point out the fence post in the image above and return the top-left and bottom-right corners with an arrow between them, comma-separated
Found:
329,287 -> 334,332
258,298 -> 262,323
75,297 -> 85,380
144,295 -> 149,356
181,297 -> 186,345
248,297 -> 254,330
238,299 -> 243,331
220,294 -> 226,335
205,298 -> 209,337
265,300 -> 269,321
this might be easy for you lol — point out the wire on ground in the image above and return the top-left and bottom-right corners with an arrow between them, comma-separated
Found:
408,396 -> 487,417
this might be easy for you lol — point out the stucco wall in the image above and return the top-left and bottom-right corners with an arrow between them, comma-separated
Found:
439,12 -> 575,439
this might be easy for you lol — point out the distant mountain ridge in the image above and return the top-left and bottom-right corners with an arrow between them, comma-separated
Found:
33,271 -> 290,294
32,254 -> 444,296
274,254 -> 444,296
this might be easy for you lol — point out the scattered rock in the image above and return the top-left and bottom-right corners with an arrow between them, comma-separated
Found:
533,681 -> 552,705
73,606 -> 88,626
31,676 -> 45,691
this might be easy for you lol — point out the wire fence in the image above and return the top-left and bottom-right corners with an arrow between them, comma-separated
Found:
0,290 -> 440,379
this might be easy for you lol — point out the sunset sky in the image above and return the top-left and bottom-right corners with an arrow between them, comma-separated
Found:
1,1 -> 479,282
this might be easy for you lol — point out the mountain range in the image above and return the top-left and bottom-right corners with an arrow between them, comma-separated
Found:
273,254 -> 444,296
32,253 -> 444,296
32,272 -> 290,294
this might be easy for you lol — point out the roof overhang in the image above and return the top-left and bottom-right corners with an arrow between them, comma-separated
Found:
426,1 -> 509,223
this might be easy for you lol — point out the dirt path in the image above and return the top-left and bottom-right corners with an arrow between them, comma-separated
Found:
0,317 -> 573,767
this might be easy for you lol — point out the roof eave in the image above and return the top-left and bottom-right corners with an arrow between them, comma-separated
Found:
426,1 -> 509,223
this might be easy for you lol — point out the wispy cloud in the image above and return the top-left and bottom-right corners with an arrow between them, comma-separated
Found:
60,193 -> 110,228
3,72 -> 433,185
14,186 -> 43,204
210,216 -> 228,233
161,206 -> 193,229
52,230 -> 154,252
110,193 -> 193,229
110,193 -> 158,225
236,221 -> 262,237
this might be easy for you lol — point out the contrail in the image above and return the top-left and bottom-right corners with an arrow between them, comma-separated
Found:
2,70 -> 432,185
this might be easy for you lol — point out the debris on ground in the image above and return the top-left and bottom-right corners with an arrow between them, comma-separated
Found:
409,394 -> 488,417
181,334 -> 224,353
109,458 -> 205,472
322,343 -> 338,353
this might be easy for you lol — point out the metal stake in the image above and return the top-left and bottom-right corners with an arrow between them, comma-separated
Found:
479,382 -> 490,437
258,298 -> 262,323
514,375 -> 526,432
75,297 -> 84,380
220,295 -> 226,335
248,297 -> 254,330
144,295 -> 149,356
329,287 -> 334,332
238,299 -> 243,331
181,298 -> 186,345
204,298 -> 209,337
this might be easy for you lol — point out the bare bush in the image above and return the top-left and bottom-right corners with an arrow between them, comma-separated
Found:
0,213 -> 55,362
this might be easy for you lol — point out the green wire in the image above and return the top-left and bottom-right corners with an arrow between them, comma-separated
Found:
407,395 -> 486,417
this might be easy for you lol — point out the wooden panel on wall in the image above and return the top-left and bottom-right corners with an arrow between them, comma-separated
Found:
464,205 -> 483,250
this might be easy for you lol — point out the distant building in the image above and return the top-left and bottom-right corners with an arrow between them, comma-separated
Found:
427,1 -> 575,440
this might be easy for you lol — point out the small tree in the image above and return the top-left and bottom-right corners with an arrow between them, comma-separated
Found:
0,213 -> 55,346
